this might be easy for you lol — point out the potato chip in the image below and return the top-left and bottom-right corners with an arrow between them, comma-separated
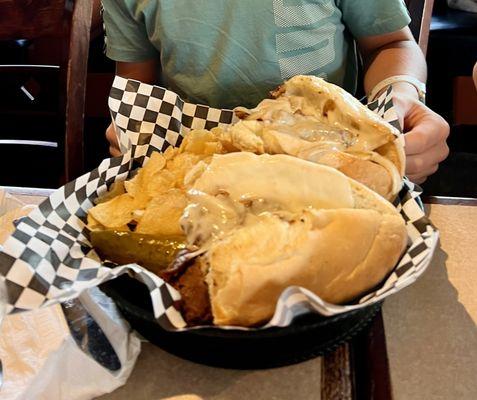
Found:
144,151 -> 167,176
180,129 -> 223,155
87,213 -> 104,231
212,126 -> 239,153
203,141 -> 223,155
147,169 -> 176,196
163,145 -> 179,160
88,138 -> 221,234
167,152 -> 203,189
89,193 -> 140,228
125,152 -> 166,202
94,181 -> 126,205
135,189 -> 187,236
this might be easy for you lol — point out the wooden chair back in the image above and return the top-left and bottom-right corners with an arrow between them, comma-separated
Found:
405,0 -> 436,55
0,0 -> 93,183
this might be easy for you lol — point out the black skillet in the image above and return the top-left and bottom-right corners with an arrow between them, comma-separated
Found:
101,275 -> 381,369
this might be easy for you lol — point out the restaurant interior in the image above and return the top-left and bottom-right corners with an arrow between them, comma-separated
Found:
0,1 -> 475,400
0,0 -> 475,197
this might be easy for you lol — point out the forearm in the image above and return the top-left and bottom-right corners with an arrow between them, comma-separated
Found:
358,29 -> 449,184
116,60 -> 158,84
360,31 -> 427,100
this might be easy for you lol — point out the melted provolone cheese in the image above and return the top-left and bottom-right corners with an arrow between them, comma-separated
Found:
237,94 -> 390,153
235,74 -> 402,157
194,153 -> 354,211
181,152 -> 354,247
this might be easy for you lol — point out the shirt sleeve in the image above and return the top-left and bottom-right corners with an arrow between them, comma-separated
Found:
102,0 -> 158,62
337,0 -> 411,38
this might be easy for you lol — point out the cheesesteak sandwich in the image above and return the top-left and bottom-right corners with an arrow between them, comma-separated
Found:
160,152 -> 407,327
88,75 -> 408,328
221,75 -> 405,200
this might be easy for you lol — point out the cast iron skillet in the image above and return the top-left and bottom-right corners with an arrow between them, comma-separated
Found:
101,275 -> 381,369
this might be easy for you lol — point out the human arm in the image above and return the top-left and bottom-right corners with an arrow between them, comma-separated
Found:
105,60 -> 158,156
102,0 -> 159,155
106,60 -> 158,156
357,28 -> 449,183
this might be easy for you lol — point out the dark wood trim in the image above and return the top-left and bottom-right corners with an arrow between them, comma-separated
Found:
419,0 -> 435,56
0,0 -> 65,39
321,343 -> 353,400
64,0 -> 93,182
423,196 -> 477,206
58,0 -> 71,186
322,310 -> 393,400
405,0 -> 435,56
350,311 -> 393,400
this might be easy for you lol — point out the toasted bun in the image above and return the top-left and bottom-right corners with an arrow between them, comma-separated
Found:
187,153 -> 407,326
309,150 -> 402,200
208,209 -> 406,326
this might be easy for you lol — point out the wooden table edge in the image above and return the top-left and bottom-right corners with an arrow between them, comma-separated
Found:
321,310 -> 391,400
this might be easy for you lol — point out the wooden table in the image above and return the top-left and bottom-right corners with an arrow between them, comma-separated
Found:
3,187 -> 476,400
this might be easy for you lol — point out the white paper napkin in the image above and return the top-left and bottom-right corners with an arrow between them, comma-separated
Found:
0,190 -> 141,400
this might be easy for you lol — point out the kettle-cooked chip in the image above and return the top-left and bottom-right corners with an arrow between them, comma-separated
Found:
88,193 -> 140,229
135,189 -> 187,236
87,213 -> 104,231
180,129 -> 224,155
166,152 -> 203,189
94,181 -> 126,205
147,169 -> 176,196
125,152 -> 166,200
163,145 -> 179,160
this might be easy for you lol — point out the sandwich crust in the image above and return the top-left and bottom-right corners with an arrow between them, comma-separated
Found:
208,209 -> 406,326
183,153 -> 407,326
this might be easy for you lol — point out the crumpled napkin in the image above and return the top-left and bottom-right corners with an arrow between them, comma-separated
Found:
0,190 -> 141,400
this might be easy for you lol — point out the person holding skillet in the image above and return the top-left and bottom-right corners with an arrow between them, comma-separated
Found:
101,0 -> 449,184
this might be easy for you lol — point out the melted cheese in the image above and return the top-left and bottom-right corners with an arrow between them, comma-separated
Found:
181,153 -> 354,247
234,75 -> 401,156
194,153 -> 354,211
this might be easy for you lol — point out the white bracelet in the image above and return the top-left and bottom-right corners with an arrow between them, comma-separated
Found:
368,75 -> 426,103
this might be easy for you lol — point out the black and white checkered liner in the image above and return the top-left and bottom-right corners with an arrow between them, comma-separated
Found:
0,77 -> 439,330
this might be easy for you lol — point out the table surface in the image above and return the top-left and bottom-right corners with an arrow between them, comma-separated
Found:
3,188 -> 476,400
384,203 -> 477,400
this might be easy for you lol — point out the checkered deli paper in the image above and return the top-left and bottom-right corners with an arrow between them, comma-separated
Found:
0,76 -> 439,330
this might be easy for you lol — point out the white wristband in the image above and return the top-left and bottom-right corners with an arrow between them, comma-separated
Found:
368,75 -> 426,103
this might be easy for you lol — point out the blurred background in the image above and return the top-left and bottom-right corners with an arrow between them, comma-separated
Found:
0,0 -> 475,197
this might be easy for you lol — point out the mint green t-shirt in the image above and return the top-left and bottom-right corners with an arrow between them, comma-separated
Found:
103,0 -> 410,108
